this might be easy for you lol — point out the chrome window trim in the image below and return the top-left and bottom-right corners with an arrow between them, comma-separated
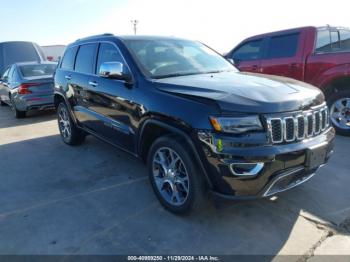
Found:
65,40 -> 135,84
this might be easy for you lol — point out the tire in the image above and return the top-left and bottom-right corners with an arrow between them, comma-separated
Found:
57,102 -> 85,145
147,135 -> 208,214
10,97 -> 26,118
0,97 -> 7,106
327,90 -> 350,136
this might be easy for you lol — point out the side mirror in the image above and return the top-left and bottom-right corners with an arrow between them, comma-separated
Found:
232,58 -> 241,66
226,58 -> 234,64
99,62 -> 131,82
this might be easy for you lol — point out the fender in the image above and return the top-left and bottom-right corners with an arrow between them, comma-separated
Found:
315,64 -> 350,91
138,118 -> 214,189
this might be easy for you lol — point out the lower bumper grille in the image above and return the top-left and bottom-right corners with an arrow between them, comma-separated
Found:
263,167 -> 315,197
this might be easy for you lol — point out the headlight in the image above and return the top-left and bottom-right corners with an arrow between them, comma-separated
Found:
210,115 -> 263,134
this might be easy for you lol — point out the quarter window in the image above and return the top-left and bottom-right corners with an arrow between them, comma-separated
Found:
75,44 -> 97,74
266,33 -> 299,58
96,43 -> 125,74
8,66 -> 15,81
232,40 -> 263,61
61,46 -> 77,70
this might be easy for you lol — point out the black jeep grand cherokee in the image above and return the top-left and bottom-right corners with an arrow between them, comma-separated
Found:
54,34 -> 335,214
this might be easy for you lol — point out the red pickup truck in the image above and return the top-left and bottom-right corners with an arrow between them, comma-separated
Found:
225,26 -> 350,136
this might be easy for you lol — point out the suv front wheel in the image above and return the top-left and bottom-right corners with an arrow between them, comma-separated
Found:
147,136 -> 207,214
57,102 -> 86,145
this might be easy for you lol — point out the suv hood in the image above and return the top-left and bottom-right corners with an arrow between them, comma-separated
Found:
154,71 -> 324,113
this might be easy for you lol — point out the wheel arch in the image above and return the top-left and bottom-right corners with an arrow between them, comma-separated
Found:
54,93 -> 78,124
138,118 -> 213,189
322,76 -> 350,98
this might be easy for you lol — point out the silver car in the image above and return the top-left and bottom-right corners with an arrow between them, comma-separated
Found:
0,62 -> 56,118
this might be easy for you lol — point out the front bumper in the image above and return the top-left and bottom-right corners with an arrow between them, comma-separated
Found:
195,127 -> 335,200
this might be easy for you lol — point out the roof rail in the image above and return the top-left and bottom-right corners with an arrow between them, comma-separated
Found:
75,33 -> 114,42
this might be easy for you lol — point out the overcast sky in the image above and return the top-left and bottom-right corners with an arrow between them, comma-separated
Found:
1,0 -> 349,53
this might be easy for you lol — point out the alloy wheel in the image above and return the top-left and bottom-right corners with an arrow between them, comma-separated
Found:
152,147 -> 190,206
330,97 -> 350,130
58,106 -> 72,139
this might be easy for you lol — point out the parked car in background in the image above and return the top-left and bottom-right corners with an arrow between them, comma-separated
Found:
0,62 -> 57,118
225,26 -> 350,135
54,34 -> 334,214
41,45 -> 66,62
0,41 -> 46,75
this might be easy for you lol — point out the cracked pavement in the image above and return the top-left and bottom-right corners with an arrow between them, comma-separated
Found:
0,107 -> 349,260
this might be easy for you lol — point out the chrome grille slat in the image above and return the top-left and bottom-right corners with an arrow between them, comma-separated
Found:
267,106 -> 329,144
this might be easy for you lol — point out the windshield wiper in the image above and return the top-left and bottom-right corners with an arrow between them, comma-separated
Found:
153,72 -> 201,79
199,69 -> 232,74
153,70 -> 233,79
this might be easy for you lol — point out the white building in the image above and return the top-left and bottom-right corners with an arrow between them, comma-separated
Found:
41,45 -> 66,62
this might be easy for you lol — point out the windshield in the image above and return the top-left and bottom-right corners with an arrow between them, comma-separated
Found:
124,39 -> 236,78
19,64 -> 56,77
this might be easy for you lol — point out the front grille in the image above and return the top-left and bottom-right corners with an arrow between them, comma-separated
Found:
266,105 -> 329,144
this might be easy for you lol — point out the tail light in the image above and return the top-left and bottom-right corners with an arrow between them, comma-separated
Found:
18,83 -> 43,95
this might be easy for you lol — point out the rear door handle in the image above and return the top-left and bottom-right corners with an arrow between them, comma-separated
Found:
65,75 -> 72,80
289,63 -> 299,69
88,81 -> 98,87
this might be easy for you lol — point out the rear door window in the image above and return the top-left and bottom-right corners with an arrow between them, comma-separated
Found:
3,42 -> 40,66
266,33 -> 299,59
61,46 -> 78,70
232,39 -> 263,61
75,44 -> 97,74
330,31 -> 340,50
339,30 -> 350,51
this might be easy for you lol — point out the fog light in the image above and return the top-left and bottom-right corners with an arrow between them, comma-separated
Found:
230,162 -> 264,176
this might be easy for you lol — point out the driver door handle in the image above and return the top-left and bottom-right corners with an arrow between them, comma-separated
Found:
65,75 -> 72,80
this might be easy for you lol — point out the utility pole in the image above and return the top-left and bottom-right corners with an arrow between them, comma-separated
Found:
131,20 -> 138,35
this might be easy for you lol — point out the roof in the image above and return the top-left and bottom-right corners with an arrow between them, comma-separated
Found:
0,41 -> 37,45
14,61 -> 57,66
244,25 -> 350,41
245,26 -> 316,40
74,33 -> 191,43
41,45 -> 66,47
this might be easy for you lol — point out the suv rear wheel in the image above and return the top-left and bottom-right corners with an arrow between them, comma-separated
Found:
147,136 -> 207,214
328,90 -> 350,136
57,102 -> 85,145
